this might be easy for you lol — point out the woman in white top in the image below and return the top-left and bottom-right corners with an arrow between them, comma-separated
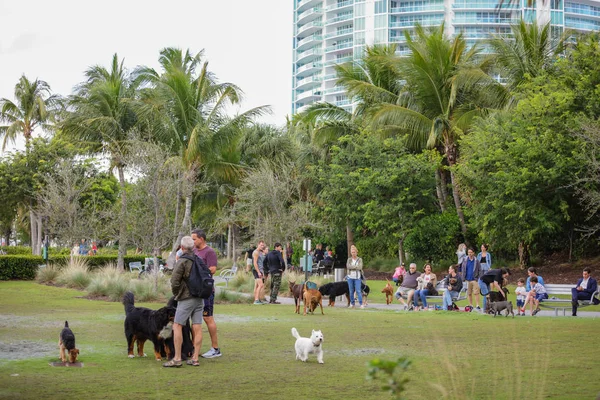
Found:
346,245 -> 364,309
413,264 -> 437,311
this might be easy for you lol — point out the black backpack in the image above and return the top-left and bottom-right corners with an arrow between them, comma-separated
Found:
180,254 -> 214,299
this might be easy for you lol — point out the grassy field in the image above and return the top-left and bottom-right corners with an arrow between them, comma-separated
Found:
0,281 -> 599,400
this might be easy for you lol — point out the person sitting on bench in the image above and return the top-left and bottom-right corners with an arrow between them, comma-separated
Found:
572,267 -> 600,316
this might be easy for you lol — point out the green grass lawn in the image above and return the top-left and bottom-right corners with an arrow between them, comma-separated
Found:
0,281 -> 599,400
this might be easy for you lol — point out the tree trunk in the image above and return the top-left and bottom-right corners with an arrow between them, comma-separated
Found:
398,235 -> 406,265
29,209 -> 40,255
227,224 -> 232,260
435,169 -> 447,212
346,219 -> 354,258
440,168 -> 449,204
117,166 -> 127,270
445,143 -> 468,243
232,224 -> 237,265
518,241 -> 530,269
173,178 -> 181,237
167,194 -> 192,268
36,214 -> 43,256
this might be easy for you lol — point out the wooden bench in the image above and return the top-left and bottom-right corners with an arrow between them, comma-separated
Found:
537,283 -> 600,316
218,265 -> 238,287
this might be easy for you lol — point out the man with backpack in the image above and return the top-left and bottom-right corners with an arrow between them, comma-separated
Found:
192,229 -> 222,359
265,243 -> 286,304
164,236 -> 204,367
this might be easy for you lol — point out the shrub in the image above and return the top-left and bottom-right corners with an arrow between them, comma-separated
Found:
55,258 -> 92,289
86,264 -> 130,301
128,275 -> 171,302
353,236 -> 397,265
0,246 -> 32,255
404,212 -> 462,265
36,263 -> 61,284
0,255 -> 42,280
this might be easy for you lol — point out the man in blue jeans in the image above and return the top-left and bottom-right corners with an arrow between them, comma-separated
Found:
478,268 -> 511,312
443,265 -> 463,310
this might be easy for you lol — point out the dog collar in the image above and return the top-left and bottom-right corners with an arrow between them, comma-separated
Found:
313,342 -> 321,347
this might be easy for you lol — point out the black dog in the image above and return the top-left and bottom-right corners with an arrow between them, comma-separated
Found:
162,297 -> 194,360
486,287 -> 510,313
318,281 -> 370,307
123,291 -> 176,360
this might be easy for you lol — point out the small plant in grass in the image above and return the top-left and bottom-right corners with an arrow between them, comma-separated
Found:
55,257 -> 92,289
215,289 -> 253,304
128,275 -> 171,302
366,357 -> 411,400
35,263 -> 61,284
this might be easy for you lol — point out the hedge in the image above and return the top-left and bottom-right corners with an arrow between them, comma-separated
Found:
0,246 -> 33,255
0,255 -> 149,280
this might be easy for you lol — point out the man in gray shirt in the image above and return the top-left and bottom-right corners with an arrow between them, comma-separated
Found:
395,263 -> 421,310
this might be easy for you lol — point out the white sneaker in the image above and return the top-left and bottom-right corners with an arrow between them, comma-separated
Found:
201,348 -> 222,359
360,305 -> 365,309
347,305 -> 354,309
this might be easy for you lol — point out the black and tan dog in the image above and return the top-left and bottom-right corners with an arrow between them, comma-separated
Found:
303,283 -> 324,315
123,291 -> 176,360
59,321 -> 79,363
289,280 -> 306,314
319,281 -> 370,307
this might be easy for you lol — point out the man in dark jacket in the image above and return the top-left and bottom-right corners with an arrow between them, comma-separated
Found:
164,236 -> 203,367
461,248 -> 482,310
266,243 -> 286,304
572,267 -> 600,316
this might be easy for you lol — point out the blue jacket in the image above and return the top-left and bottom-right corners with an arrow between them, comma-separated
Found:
476,252 -> 492,269
575,277 -> 598,295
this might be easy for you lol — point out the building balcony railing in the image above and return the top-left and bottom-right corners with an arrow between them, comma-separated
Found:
295,0 -> 320,13
334,99 -> 351,106
297,34 -> 323,51
296,75 -> 323,89
323,86 -> 345,94
326,14 -> 353,25
325,56 -> 353,66
390,19 -> 444,28
297,48 -> 323,62
452,1 -> 519,10
325,41 -> 353,52
297,7 -> 323,25
564,6 -> 600,18
326,0 -> 354,11
296,89 -> 323,101
390,5 -> 444,13
453,17 -> 517,25
297,62 -> 323,75
297,20 -> 324,35
324,27 -> 353,39
323,74 -> 337,81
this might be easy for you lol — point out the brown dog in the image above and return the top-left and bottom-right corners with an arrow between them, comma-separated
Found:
59,321 -> 79,364
303,283 -> 324,315
289,280 -> 306,314
382,280 -> 394,305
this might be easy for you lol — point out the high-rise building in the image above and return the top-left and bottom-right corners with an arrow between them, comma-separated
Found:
292,0 -> 600,115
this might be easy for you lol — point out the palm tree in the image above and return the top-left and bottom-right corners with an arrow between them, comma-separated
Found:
134,48 -> 268,266
487,20 -> 567,90
61,54 -> 137,269
0,75 -> 60,255
369,24 -> 510,238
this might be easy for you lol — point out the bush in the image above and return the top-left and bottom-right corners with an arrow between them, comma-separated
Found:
128,275 -> 171,302
0,246 -> 32,255
404,212 -> 462,265
86,264 -> 130,301
353,236 -> 396,265
0,255 -> 43,280
55,258 -> 92,289
36,264 -> 61,283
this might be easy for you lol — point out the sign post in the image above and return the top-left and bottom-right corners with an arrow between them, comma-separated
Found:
302,238 -> 312,282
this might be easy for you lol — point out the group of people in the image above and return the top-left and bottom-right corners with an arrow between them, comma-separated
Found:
164,229 -> 222,368
249,241 -> 287,305
71,239 -> 97,256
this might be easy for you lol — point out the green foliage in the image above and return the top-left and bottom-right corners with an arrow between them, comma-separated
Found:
366,357 -> 412,400
0,246 -> 32,255
0,255 -> 40,280
404,212 -> 462,264
35,264 -> 60,284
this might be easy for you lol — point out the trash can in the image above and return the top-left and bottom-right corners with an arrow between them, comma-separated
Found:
334,267 -> 347,305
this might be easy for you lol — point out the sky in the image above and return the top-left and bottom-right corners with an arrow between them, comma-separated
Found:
0,0 -> 294,153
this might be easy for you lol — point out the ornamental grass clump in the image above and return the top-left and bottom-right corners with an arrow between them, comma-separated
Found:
128,274 -> 171,302
35,263 -> 61,284
86,264 -> 130,301
55,257 -> 91,289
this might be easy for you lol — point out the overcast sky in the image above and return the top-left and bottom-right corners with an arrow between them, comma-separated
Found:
0,0 -> 294,153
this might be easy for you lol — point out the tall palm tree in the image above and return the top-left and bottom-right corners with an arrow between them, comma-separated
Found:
61,54 -> 137,269
134,48 -> 268,266
369,24 -> 510,238
487,20 -> 567,90
0,75 -> 60,255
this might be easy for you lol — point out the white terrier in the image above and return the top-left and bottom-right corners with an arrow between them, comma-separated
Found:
291,327 -> 324,364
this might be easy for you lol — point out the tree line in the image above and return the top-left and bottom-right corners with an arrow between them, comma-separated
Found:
1,22 -> 600,270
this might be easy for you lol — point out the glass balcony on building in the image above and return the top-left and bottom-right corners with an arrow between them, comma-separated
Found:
326,13 -> 354,25
297,20 -> 324,36
453,0 -> 520,10
324,55 -> 354,66
390,14 -> 445,28
297,7 -> 323,25
565,15 -> 600,30
564,2 -> 600,18
325,40 -> 354,53
326,0 -> 354,12
296,48 -> 323,63
453,11 -> 518,25
296,88 -> 323,101
324,27 -> 354,39
296,34 -> 323,51
295,74 -> 323,90
323,86 -> 345,95
296,62 -> 323,77
390,2 -> 444,14
295,0 -> 321,14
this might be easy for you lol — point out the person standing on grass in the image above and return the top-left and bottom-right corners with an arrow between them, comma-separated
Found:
456,243 -> 467,273
571,267 -> 600,316
478,268 -> 511,311
515,278 -> 527,316
252,241 -> 267,305
265,243 -> 286,304
164,236 -> 202,368
191,229 -> 221,359
442,265 -> 463,311
461,248 -> 482,310
477,244 -> 491,275
346,245 -> 364,309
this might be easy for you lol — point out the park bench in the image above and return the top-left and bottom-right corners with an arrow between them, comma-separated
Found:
129,261 -> 142,273
537,283 -> 600,316
396,280 -> 468,306
219,265 -> 238,287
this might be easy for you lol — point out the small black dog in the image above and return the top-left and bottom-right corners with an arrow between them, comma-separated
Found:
489,301 -> 515,318
59,321 -> 79,363
487,287 -> 510,312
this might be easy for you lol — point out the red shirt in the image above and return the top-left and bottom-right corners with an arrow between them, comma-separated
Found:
193,245 -> 217,275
